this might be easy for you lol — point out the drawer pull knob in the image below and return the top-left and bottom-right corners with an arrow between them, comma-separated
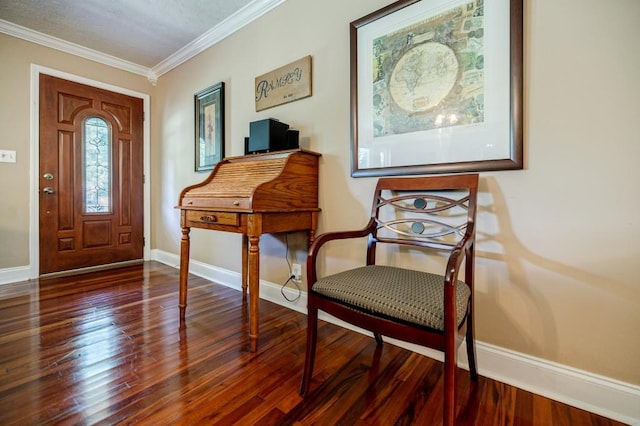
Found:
233,200 -> 240,206
200,215 -> 217,223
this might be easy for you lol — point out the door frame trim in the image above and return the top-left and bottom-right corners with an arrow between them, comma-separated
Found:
29,64 -> 151,278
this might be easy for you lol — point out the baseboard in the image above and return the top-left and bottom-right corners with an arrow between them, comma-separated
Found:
471,342 -> 640,425
0,265 -> 32,285
151,248 -> 308,312
0,250 -> 599,424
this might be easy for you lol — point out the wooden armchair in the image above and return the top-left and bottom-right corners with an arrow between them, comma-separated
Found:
299,174 -> 479,426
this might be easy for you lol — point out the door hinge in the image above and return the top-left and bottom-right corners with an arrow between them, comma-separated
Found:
143,174 -> 146,184
143,237 -> 146,247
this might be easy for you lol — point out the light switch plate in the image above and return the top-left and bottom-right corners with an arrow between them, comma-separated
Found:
0,150 -> 16,163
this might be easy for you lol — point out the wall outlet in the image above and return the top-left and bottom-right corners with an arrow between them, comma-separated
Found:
291,263 -> 302,281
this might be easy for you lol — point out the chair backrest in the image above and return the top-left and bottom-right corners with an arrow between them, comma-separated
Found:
368,174 -> 479,260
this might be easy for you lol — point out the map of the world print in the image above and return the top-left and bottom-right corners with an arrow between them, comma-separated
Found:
372,1 -> 485,138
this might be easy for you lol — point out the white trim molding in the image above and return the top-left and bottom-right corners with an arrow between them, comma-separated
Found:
151,0 -> 286,78
150,248 -> 640,425
0,0 -> 286,83
0,19 -> 149,78
0,266 -> 32,285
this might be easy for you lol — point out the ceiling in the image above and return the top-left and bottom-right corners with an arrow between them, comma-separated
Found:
0,0 -> 284,81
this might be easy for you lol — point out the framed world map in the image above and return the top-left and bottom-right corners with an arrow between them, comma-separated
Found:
350,0 -> 523,177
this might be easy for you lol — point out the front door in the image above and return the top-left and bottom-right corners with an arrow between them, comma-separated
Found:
39,74 -> 144,275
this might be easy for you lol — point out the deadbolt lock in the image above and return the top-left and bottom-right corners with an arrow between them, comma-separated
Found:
43,173 -> 54,180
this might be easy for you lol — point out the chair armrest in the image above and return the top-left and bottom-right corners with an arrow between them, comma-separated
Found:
306,219 -> 377,288
444,221 -> 476,286
443,222 -> 476,333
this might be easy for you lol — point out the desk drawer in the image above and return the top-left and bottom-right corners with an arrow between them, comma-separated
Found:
185,211 -> 239,226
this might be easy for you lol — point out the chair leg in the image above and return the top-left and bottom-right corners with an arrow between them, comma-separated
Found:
465,312 -> 478,381
299,300 -> 318,396
443,350 -> 456,426
373,333 -> 383,346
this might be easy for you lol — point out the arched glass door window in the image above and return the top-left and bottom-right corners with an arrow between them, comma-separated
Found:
84,117 -> 112,213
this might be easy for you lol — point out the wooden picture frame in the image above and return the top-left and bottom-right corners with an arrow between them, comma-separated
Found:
350,0 -> 523,177
195,82 -> 225,172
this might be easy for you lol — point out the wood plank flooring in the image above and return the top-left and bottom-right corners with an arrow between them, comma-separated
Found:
0,262 -> 626,425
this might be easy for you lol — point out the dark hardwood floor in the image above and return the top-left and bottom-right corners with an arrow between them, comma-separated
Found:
0,262 -> 625,425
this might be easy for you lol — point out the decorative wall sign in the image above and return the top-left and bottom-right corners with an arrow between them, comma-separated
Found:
195,82 -> 225,172
255,55 -> 312,111
350,0 -> 523,177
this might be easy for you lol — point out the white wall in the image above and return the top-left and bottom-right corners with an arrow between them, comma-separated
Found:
151,0 -> 640,388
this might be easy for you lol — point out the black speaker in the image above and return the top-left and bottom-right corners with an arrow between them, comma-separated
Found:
247,118 -> 289,154
285,129 -> 299,149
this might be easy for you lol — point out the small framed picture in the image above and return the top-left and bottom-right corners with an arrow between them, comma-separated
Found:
194,82 -> 225,172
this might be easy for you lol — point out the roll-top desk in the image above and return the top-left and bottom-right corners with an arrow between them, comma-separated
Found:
176,149 -> 320,351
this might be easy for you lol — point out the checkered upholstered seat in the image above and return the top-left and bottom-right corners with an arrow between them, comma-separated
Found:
313,265 -> 471,330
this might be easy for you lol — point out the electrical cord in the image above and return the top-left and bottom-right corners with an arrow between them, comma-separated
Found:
281,274 -> 301,302
281,233 -> 301,302
285,233 -> 293,272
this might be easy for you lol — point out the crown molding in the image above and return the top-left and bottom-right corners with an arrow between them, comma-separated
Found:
0,0 -> 286,84
0,18 -> 151,78
151,0 -> 286,78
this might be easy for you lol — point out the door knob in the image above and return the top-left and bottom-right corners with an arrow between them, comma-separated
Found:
43,187 -> 55,194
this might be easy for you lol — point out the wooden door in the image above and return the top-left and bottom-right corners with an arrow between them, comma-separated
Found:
39,74 -> 144,275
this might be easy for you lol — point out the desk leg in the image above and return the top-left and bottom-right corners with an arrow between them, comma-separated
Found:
309,211 -> 319,244
179,226 -> 191,320
248,234 -> 260,352
241,234 -> 248,299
